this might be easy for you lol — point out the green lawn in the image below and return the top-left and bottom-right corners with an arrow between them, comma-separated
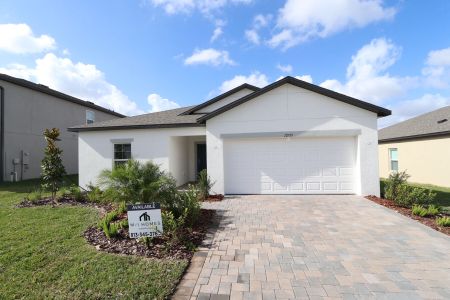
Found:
380,179 -> 450,212
0,176 -> 187,299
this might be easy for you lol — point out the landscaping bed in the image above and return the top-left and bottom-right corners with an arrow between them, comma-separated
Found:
84,208 -> 215,259
16,195 -> 114,211
366,195 -> 450,236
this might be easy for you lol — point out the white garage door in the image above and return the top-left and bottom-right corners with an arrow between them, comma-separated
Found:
224,137 -> 357,194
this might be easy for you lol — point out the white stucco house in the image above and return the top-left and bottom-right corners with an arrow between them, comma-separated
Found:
69,76 -> 391,196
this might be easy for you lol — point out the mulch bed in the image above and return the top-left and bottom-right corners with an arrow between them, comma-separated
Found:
366,195 -> 450,236
204,194 -> 224,202
84,209 -> 215,260
16,196 -> 114,215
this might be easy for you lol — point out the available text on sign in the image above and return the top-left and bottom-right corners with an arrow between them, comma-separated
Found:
127,203 -> 163,238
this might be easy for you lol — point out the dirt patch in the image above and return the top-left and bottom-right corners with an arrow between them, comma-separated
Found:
366,195 -> 450,236
84,209 -> 215,259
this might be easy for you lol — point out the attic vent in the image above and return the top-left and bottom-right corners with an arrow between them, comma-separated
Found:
437,118 -> 448,124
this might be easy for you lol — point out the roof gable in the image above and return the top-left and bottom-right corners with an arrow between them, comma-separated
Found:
197,76 -> 391,123
181,83 -> 259,115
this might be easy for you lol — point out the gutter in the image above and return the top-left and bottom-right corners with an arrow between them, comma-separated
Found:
0,85 -> 4,182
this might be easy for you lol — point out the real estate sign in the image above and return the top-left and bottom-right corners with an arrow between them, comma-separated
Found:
127,203 -> 163,239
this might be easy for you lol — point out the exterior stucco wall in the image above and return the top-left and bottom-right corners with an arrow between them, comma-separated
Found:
379,136 -> 450,187
169,137 -> 188,185
196,88 -> 255,113
0,80 -> 121,181
206,83 -> 380,196
78,127 -> 205,188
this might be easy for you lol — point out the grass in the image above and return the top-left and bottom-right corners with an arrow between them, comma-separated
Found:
381,179 -> 450,213
0,176 -> 187,299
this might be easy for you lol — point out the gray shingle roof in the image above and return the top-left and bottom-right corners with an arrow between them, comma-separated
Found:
69,76 -> 391,132
69,106 -> 204,131
379,106 -> 450,142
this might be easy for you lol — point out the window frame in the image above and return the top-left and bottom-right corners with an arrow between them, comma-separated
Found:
86,110 -> 95,124
113,143 -> 131,167
389,148 -> 398,172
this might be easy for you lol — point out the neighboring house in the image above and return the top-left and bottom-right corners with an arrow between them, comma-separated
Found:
379,106 -> 450,187
0,73 -> 125,182
70,76 -> 391,196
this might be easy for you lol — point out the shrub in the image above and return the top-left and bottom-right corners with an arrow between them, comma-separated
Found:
86,186 -> 103,203
427,204 -> 441,216
384,171 -> 410,201
27,190 -> 42,203
161,210 -> 186,248
394,184 -> 435,208
197,169 -> 214,200
176,186 -> 201,227
412,205 -> 428,217
98,160 -> 178,206
162,211 -> 180,234
98,210 -> 120,239
436,216 -> 450,227
69,185 -> 84,202
57,187 -> 70,198
117,201 -> 127,214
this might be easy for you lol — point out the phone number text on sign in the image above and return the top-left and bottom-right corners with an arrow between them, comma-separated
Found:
127,203 -> 163,239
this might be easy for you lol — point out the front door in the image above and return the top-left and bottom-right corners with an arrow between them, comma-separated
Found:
196,143 -> 207,177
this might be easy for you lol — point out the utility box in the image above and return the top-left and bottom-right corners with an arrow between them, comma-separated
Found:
22,151 -> 30,165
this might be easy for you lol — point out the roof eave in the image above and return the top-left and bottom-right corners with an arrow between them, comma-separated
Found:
68,122 -> 205,132
379,130 -> 450,143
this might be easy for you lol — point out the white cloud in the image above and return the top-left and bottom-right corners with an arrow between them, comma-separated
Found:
295,75 -> 313,83
379,94 -> 450,128
422,47 -> 450,88
147,93 -> 181,112
245,29 -> 260,45
210,27 -> 223,42
184,48 -> 235,66
0,53 -> 143,116
0,23 -> 56,54
269,0 -> 396,49
245,14 -> 271,45
149,0 -> 252,15
253,14 -> 272,28
320,38 -> 413,104
277,64 -> 293,73
219,71 -> 269,92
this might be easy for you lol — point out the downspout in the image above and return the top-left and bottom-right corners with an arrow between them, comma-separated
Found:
0,85 -> 4,182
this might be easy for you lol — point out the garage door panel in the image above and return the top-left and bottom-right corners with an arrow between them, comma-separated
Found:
224,137 -> 357,194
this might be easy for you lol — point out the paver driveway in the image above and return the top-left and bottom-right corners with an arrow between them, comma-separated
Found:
173,195 -> 450,299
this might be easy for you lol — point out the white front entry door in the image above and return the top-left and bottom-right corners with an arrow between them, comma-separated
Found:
223,136 -> 357,194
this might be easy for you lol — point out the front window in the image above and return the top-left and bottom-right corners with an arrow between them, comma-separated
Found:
114,144 -> 131,167
389,148 -> 398,172
86,110 -> 95,124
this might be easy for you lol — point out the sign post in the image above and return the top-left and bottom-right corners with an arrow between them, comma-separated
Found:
127,203 -> 163,239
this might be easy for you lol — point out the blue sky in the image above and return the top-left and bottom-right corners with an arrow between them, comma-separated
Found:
0,0 -> 449,127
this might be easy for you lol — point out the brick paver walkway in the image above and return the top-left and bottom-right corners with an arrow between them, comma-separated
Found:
173,195 -> 450,299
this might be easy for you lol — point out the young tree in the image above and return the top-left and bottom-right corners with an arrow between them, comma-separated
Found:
41,128 -> 66,200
